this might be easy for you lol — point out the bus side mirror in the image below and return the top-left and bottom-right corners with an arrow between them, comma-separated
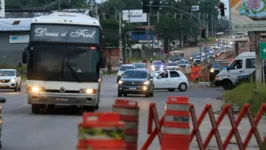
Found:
22,51 -> 27,64
99,54 -> 106,68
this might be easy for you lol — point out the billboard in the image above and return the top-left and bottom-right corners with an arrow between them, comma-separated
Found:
122,10 -> 147,23
231,0 -> 266,31
0,0 -> 5,18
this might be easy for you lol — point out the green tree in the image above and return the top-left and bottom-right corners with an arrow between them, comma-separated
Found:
100,19 -> 119,48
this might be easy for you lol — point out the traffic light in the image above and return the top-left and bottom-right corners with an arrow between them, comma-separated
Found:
143,0 -> 150,13
200,28 -> 206,38
218,2 -> 225,17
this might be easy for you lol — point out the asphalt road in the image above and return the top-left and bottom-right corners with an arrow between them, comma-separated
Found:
0,76 -> 264,150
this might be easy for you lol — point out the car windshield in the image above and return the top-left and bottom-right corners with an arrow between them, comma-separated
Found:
195,60 -> 201,64
152,61 -> 163,65
122,70 -> 147,79
120,66 -> 134,71
212,63 -> 220,68
0,71 -> 15,76
134,63 -> 146,68
179,60 -> 188,64
168,63 -> 176,66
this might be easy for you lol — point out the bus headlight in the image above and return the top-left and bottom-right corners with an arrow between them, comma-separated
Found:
80,88 -> 96,94
28,86 -> 45,93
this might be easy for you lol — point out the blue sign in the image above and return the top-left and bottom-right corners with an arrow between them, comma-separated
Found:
130,31 -> 156,41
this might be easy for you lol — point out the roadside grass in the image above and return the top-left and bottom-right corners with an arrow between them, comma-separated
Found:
223,82 -> 266,116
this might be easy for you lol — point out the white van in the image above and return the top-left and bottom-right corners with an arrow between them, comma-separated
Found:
214,52 -> 255,90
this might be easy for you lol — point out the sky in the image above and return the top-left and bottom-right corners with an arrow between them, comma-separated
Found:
96,0 -> 231,17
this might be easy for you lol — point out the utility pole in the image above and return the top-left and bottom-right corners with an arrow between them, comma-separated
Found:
147,13 -> 151,48
157,10 -> 160,23
119,12 -> 123,63
180,13 -> 183,47
211,14 -> 214,37
255,32 -> 262,82
206,13 -> 209,38
58,0 -> 61,11
199,12 -> 202,62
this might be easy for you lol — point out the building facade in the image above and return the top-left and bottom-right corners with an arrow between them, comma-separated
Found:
0,18 -> 31,65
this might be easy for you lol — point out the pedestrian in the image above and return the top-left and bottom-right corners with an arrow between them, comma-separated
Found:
107,62 -> 112,76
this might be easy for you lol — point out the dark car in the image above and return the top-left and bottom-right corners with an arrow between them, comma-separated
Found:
209,61 -> 229,82
117,69 -> 154,97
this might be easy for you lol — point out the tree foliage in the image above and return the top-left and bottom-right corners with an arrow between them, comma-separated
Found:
100,19 -> 119,48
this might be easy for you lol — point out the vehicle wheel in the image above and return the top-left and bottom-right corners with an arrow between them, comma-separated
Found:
31,104 -> 41,114
14,84 -> 19,92
168,89 -> 175,92
84,106 -> 95,112
95,103 -> 99,110
117,92 -> 122,97
178,83 -> 187,92
18,84 -> 21,91
150,91 -> 154,97
145,92 -> 150,97
223,80 -> 233,90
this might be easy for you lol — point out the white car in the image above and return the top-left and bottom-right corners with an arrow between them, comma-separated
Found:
153,70 -> 189,92
117,64 -> 135,82
0,69 -> 22,91
165,62 -> 179,70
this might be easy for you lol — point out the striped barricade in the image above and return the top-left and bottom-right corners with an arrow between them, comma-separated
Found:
161,96 -> 190,150
76,112 -> 126,150
112,99 -> 139,150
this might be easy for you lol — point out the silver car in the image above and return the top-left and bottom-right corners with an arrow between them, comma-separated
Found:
0,69 -> 22,92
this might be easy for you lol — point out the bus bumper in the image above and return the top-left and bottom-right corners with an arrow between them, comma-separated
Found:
28,92 -> 98,106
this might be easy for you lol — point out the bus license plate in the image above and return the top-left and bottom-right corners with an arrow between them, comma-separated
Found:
129,87 -> 136,90
56,98 -> 68,102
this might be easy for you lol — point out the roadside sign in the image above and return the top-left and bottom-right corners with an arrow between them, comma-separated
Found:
191,6 -> 199,11
260,42 -> 266,59
231,0 -> 266,31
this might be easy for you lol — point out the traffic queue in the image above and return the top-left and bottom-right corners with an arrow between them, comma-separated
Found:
116,60 -> 190,97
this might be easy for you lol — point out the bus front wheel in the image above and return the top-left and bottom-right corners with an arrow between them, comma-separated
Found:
32,104 -> 41,114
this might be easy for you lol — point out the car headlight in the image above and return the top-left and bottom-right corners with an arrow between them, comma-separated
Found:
143,81 -> 150,85
151,66 -> 155,71
28,86 -> 45,93
210,68 -> 215,73
118,80 -> 123,84
80,88 -> 96,94
10,79 -> 16,82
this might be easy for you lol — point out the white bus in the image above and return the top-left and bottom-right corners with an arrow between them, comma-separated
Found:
168,50 -> 184,63
22,12 -> 106,113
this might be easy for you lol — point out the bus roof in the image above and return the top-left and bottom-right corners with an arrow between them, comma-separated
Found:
32,12 -> 100,27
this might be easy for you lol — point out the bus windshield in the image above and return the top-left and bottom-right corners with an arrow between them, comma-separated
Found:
27,44 -> 100,82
